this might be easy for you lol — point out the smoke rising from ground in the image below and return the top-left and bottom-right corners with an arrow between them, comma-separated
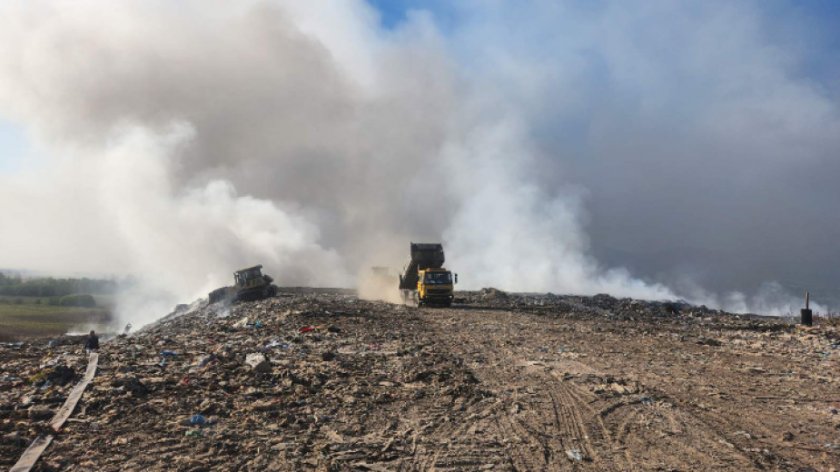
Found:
0,1 -> 836,323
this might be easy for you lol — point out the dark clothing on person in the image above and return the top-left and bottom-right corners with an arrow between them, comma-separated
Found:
85,334 -> 99,350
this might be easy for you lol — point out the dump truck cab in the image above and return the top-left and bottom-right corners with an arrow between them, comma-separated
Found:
417,268 -> 456,307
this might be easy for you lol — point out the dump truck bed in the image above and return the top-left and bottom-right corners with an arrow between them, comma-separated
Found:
400,243 -> 445,290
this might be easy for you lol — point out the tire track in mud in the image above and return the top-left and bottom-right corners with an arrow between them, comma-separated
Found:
406,320 -> 510,471
596,390 -> 759,470
424,311 -> 557,470
422,309 -> 631,470
550,380 -> 628,470
414,399 -> 505,471
496,411 -> 550,471
406,392 -> 477,469
419,308 -> 781,471
675,404 -> 789,470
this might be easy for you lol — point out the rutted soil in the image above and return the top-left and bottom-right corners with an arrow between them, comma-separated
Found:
1,289 -> 838,471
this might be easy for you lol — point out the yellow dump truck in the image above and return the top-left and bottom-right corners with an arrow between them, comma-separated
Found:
399,243 -> 457,307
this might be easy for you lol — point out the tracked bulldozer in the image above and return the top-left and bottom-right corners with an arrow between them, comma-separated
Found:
208,265 -> 278,304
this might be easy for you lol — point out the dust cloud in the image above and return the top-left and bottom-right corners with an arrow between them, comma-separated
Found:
357,267 -> 403,305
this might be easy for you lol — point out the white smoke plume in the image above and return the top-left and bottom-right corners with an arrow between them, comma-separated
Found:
0,1 -> 835,324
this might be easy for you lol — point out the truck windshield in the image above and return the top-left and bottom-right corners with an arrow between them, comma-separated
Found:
424,272 -> 452,284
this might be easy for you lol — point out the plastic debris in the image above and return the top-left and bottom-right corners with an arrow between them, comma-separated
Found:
190,414 -> 207,426
565,448 -> 584,462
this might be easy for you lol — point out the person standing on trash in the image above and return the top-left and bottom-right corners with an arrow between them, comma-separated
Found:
85,330 -> 99,353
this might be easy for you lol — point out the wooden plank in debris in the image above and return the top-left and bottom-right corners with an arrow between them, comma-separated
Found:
9,434 -> 53,472
50,352 -> 98,431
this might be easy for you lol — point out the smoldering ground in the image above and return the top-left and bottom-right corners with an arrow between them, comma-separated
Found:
0,1 -> 837,324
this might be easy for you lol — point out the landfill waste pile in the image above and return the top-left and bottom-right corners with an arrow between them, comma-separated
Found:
1,288 -> 838,471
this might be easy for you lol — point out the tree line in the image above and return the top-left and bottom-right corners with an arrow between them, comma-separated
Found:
0,273 -> 118,298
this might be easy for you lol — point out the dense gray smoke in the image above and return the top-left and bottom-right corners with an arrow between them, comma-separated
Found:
0,1 -> 836,324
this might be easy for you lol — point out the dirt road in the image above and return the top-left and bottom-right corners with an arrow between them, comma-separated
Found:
2,290 -> 838,471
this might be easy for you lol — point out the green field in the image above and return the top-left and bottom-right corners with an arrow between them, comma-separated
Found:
0,297 -> 112,341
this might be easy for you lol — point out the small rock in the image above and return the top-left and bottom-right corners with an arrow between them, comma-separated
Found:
782,431 -> 794,441
47,365 -> 76,386
28,405 -> 53,421
112,376 -> 149,396
697,337 -> 723,347
245,353 -> 271,373
3,431 -> 27,447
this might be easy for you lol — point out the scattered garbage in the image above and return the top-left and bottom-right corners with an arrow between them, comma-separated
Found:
480,287 -> 509,300
112,376 -> 149,396
0,291 -> 490,469
196,354 -> 216,368
189,414 -> 207,426
265,340 -> 290,350
565,448 -> 584,462
0,288 -> 837,471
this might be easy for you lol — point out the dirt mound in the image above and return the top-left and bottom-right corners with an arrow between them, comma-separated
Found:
479,287 -> 509,300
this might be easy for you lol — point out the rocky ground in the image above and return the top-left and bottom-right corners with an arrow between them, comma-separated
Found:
1,288 -> 839,471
